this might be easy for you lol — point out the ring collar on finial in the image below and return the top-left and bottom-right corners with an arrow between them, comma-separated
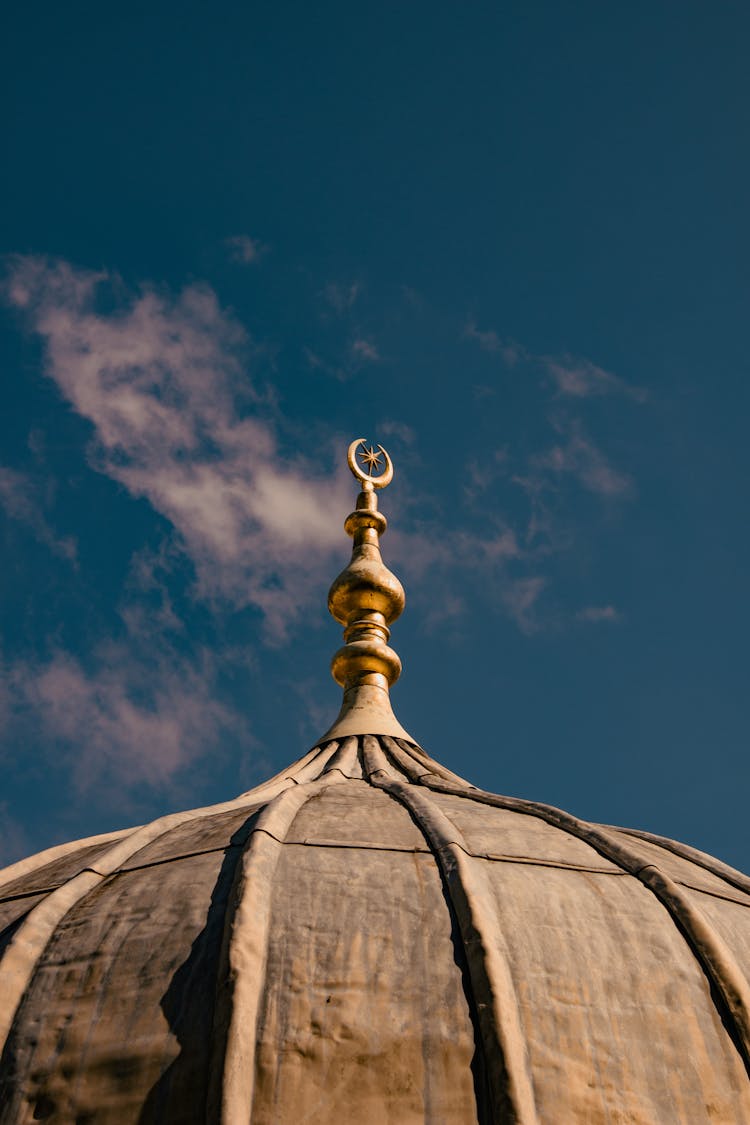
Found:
347,437 -> 394,490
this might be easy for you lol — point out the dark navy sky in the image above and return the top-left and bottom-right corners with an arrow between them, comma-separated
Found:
1,2 -> 748,870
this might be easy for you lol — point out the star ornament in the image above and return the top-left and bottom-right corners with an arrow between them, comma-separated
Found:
347,437 -> 394,489
358,444 -> 384,474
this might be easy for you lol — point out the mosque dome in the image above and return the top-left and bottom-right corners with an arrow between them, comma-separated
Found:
1,440 -> 749,1124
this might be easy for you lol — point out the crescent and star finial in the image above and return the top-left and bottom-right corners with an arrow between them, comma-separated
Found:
347,437 -> 394,490
315,437 -> 415,745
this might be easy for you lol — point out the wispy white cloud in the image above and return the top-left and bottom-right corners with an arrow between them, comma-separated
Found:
3,255 -> 634,656
464,321 -> 524,366
463,448 -> 509,501
502,576 -> 547,633
541,355 -> 646,401
576,604 -> 623,624
389,523 -> 522,580
304,338 -> 380,381
379,420 -> 416,446
121,538 -> 186,637
533,418 -> 633,498
225,234 -> 267,264
0,466 -> 77,562
322,281 -> 360,314
472,384 -> 497,401
6,640 -> 239,792
303,347 -> 342,380
463,320 -> 645,401
5,255 -> 352,639
0,523 -> 248,799
351,337 -> 380,362
387,521 -> 545,630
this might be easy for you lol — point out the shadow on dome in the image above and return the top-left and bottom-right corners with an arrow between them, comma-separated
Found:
137,809 -> 263,1124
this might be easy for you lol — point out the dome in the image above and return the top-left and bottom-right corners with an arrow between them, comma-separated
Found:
1,440 -> 749,1124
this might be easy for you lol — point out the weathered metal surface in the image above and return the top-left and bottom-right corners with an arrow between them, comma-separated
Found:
414,771 -> 750,1080
285,780 -> 428,850
251,811 -> 478,1123
119,803 -> 267,871
482,860 -> 750,1122
0,747 -> 334,1094
1,735 -> 750,1123
0,849 -> 236,1123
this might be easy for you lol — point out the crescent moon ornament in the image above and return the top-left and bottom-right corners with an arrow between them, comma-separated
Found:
347,438 -> 394,489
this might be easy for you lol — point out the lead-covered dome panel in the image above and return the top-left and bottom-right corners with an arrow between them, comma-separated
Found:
0,735 -> 749,1124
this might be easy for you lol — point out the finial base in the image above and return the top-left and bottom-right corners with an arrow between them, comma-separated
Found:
314,682 -> 415,746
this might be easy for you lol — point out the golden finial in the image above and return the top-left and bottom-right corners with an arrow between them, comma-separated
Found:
315,439 -> 415,744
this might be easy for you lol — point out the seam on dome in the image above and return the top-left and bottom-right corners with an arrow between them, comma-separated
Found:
0,828 -> 136,897
0,851 -> 635,907
248,826 -> 430,853
416,772 -> 750,1078
317,766 -> 366,782
482,853 -> 625,874
674,881 -> 750,910
278,840 -> 628,872
95,845 -> 248,874
99,842 -> 644,875
627,862 -> 750,904
613,825 -> 750,899
278,836 -> 431,853
369,735 -> 540,1125
0,886 -> 67,905
630,861 -> 739,890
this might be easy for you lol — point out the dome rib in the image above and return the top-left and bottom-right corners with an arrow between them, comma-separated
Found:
319,735 -> 365,779
412,771 -> 750,1077
234,742 -> 335,798
362,735 -> 540,1125
210,764 -> 350,1123
280,743 -> 341,785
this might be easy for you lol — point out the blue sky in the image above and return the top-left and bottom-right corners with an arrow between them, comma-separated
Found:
1,2 -> 748,869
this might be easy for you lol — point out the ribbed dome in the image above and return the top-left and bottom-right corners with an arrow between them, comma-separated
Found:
1,734 -> 750,1124
3,444 -> 750,1123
